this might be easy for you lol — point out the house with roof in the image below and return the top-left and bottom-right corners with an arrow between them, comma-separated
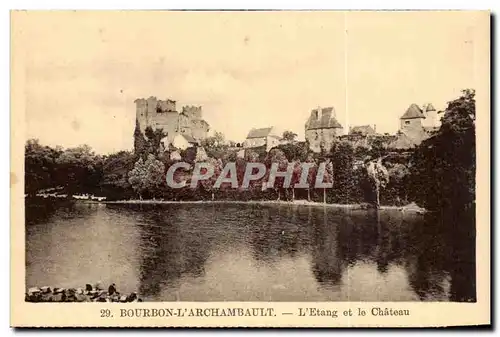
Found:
393,103 -> 440,148
338,124 -> 383,148
400,103 -> 425,133
400,103 -> 440,132
243,127 -> 282,152
305,106 -> 343,153
349,125 -> 377,136
172,133 -> 200,151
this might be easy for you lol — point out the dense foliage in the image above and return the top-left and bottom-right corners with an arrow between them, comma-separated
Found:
25,90 -> 476,213
408,89 -> 476,213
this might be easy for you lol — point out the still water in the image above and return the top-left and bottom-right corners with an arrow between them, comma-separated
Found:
25,201 -> 476,302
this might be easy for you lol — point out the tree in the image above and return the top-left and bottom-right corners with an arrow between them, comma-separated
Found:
180,147 -> 197,165
305,156 -> 317,202
133,119 -> 147,155
102,151 -> 136,185
364,158 -> 389,208
384,162 -> 410,206
369,137 -> 388,159
201,131 -> 225,148
264,148 -> 289,201
128,158 -> 147,199
195,157 -> 222,201
55,144 -> 103,195
24,139 -> 61,195
276,142 -> 309,162
328,141 -> 357,203
99,150 -> 138,198
244,149 -> 260,163
282,130 -> 298,142
290,160 -> 302,201
354,145 -> 371,161
143,127 -> 167,158
128,154 -> 165,199
201,131 -> 228,158
322,161 -> 333,204
409,89 -> 476,212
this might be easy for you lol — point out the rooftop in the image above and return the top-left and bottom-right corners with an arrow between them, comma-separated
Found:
181,134 -> 198,143
349,125 -> 376,136
425,103 -> 436,112
246,127 -> 274,139
400,104 -> 425,120
305,107 -> 343,130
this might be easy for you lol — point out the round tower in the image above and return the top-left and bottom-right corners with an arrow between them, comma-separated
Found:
422,103 -> 438,128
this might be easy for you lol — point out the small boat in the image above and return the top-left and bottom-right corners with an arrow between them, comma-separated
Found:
90,195 -> 107,201
73,194 -> 90,200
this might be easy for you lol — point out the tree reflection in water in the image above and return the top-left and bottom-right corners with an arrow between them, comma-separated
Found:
311,207 -> 343,287
26,201 -> 476,302
134,204 -> 210,299
249,204 -> 313,265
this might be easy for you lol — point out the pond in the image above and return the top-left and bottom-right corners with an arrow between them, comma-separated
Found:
25,201 -> 476,302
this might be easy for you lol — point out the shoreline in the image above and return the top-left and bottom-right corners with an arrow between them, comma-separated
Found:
25,284 -> 142,303
103,199 -> 427,213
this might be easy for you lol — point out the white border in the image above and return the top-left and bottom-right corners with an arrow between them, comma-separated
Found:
3,1 -> 497,335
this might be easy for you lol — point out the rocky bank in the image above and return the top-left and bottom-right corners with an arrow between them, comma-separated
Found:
25,283 -> 142,303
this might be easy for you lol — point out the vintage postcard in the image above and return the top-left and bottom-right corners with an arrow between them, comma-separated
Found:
10,10 -> 490,328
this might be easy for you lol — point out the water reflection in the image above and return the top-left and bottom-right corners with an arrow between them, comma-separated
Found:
132,206 -> 211,300
311,208 -> 343,287
25,201 -> 476,302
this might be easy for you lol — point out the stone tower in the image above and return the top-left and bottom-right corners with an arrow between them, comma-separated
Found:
133,96 -> 210,153
421,103 -> 438,128
399,103 -> 425,133
304,106 -> 343,153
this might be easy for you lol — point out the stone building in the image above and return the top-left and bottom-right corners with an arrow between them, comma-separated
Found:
172,134 -> 200,151
134,96 -> 210,152
421,103 -> 438,129
305,106 -> 343,153
243,127 -> 282,152
399,103 -> 426,136
391,103 -> 440,149
349,125 -> 377,137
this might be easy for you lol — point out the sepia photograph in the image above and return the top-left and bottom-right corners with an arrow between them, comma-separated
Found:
10,9 -> 490,327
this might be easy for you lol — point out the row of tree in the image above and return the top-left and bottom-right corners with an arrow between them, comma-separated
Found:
25,89 -> 476,213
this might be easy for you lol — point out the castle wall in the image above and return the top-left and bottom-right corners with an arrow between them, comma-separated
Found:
323,128 -> 341,152
151,112 -> 179,143
190,120 -> 210,140
422,111 -> 438,128
178,114 -> 193,136
182,106 -> 202,120
135,99 -> 148,131
400,118 -> 423,133
134,98 -> 210,152
146,97 -> 157,114
158,100 -> 176,112
305,128 -> 342,153
306,129 -> 320,153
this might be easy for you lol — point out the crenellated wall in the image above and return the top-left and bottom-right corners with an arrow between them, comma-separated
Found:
134,96 -> 210,152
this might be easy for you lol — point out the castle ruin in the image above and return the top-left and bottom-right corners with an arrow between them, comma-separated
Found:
134,96 -> 210,152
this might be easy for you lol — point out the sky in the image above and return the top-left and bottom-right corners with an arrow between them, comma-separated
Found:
16,11 -> 482,154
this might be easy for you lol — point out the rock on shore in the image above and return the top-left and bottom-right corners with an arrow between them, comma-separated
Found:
25,283 -> 143,303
